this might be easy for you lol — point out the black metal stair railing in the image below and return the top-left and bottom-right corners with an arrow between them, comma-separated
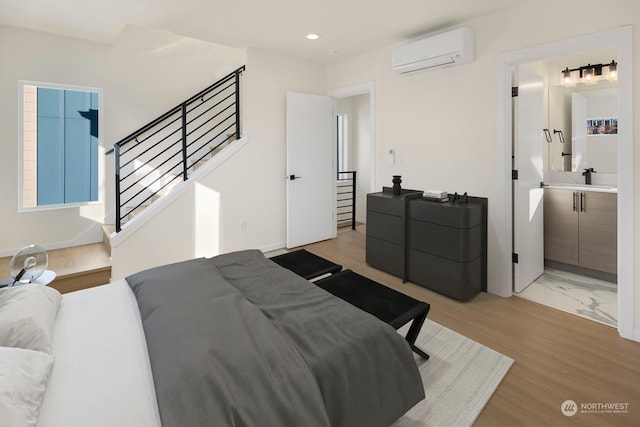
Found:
112,66 -> 245,232
337,171 -> 357,230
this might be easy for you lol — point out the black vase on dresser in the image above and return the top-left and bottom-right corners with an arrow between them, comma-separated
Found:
392,175 -> 402,195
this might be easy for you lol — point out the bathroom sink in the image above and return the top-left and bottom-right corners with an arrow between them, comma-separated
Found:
544,183 -> 617,192
587,184 -> 617,189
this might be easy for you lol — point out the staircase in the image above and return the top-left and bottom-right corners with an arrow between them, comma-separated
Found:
111,66 -> 245,233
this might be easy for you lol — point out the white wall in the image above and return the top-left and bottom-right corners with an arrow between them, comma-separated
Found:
111,182 -> 219,279
325,0 -> 640,337
0,24 -> 243,255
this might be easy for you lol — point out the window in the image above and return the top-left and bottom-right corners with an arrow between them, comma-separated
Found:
336,113 -> 348,172
20,82 -> 101,210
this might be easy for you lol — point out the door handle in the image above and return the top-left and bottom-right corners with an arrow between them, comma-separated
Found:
289,174 -> 302,181
580,192 -> 585,212
572,192 -> 577,211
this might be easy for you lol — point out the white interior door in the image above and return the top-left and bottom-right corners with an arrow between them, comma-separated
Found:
513,68 -> 545,292
286,92 -> 336,248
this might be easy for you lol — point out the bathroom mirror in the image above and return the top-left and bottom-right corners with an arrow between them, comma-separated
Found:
544,49 -> 618,173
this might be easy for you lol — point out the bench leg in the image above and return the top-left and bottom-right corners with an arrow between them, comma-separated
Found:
405,311 -> 430,360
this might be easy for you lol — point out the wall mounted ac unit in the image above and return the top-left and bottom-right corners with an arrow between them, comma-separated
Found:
392,27 -> 475,75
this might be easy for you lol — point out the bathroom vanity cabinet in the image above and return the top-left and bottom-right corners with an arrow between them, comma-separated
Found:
544,188 -> 617,275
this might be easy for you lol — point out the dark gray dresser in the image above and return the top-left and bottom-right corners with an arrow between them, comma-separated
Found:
366,188 -> 487,300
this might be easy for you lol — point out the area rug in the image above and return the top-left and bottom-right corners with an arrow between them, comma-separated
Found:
394,320 -> 514,427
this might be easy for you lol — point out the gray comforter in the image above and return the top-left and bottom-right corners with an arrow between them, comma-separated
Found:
127,250 -> 424,427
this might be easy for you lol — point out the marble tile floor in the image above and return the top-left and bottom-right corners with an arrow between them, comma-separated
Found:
515,268 -> 617,328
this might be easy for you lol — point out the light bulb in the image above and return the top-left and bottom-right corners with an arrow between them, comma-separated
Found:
561,68 -> 575,87
583,67 -> 596,85
607,61 -> 618,82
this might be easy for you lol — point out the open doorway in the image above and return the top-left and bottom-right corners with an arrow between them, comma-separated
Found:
513,51 -> 619,328
497,26 -> 634,340
328,82 -> 376,231
336,95 -> 370,229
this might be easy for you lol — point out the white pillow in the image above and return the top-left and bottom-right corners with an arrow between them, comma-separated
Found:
0,285 -> 62,354
0,346 -> 54,427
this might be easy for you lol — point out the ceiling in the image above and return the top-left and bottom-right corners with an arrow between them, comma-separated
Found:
0,0 -> 531,63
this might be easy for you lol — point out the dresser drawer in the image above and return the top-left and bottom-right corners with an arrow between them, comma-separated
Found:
367,211 -> 403,244
367,193 -> 404,216
409,199 -> 482,228
407,220 -> 482,262
407,249 -> 482,300
366,236 -> 403,277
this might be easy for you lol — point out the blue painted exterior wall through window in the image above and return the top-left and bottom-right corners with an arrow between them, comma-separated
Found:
36,87 -> 99,205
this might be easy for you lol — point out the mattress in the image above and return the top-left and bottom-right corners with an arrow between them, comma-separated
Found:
37,280 -> 161,427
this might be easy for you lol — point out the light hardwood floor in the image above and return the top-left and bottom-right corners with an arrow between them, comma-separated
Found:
300,226 -> 640,427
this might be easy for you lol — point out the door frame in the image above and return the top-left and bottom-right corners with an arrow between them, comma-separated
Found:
496,26 -> 634,340
327,81 -> 377,195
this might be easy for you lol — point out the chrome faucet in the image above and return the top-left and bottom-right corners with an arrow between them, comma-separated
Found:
582,168 -> 596,185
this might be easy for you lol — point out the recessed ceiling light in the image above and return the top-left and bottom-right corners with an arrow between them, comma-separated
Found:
327,50 -> 338,57
306,33 -> 320,40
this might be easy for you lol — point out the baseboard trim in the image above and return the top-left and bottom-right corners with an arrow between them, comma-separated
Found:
259,241 -> 286,254
544,259 -> 617,283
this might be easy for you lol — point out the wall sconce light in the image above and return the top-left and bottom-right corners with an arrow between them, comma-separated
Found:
561,60 -> 617,87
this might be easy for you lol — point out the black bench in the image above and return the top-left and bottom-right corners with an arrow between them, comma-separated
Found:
270,250 -> 430,359
270,249 -> 342,281
316,270 -> 430,360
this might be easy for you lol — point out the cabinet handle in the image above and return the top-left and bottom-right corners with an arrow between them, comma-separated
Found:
572,192 -> 577,211
580,192 -> 585,212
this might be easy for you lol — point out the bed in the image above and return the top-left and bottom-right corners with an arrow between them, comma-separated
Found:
1,250 -> 424,427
